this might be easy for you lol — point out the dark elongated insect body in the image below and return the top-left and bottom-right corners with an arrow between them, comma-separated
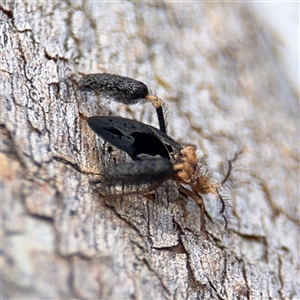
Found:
80,73 -> 238,231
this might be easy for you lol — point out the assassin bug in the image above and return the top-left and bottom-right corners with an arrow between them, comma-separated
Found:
79,73 -> 237,231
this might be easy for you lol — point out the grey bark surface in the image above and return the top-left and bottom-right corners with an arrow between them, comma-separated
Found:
1,1 -> 299,300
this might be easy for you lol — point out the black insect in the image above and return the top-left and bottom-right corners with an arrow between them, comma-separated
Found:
79,73 -> 237,231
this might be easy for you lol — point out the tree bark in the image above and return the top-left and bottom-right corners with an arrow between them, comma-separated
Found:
1,1 -> 299,299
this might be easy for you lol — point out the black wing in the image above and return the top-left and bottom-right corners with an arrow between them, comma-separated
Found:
87,116 -> 182,160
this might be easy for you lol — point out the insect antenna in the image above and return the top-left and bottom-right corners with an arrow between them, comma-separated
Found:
220,149 -> 242,187
215,189 -> 233,230
193,160 -> 234,230
216,189 -> 226,215
213,151 -> 242,229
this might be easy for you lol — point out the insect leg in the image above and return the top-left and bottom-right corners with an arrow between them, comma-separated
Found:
145,95 -> 167,134
178,185 -> 205,232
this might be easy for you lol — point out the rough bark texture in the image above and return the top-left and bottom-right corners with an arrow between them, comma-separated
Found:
1,1 -> 299,300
